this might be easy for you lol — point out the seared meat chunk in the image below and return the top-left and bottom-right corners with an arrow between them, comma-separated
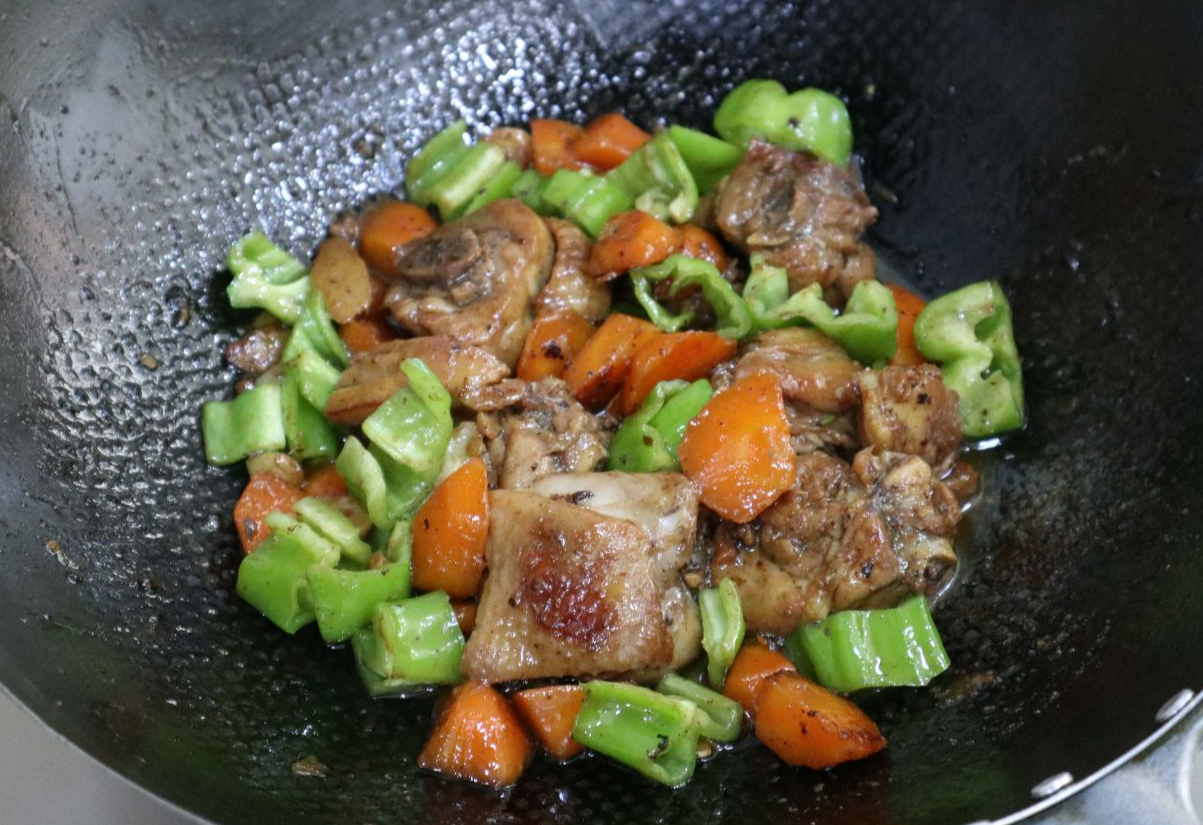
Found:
712,449 -> 960,635
323,337 -> 509,425
530,471 -> 703,676
225,322 -> 288,375
384,200 -> 553,367
855,365 -> 963,469
461,490 -> 674,682
713,140 -> 877,301
731,328 -> 860,414
473,377 -> 613,489
785,403 -> 859,456
535,218 -> 611,323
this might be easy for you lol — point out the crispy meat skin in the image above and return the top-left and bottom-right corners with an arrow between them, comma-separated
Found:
462,490 -> 673,682
732,327 -> 860,414
323,337 -> 509,426
472,377 -> 613,490
535,218 -> 611,323
384,200 -> 553,367
713,448 -> 960,635
855,364 -> 963,469
714,140 -> 877,301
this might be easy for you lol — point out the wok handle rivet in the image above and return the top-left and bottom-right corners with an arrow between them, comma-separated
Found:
1031,771 -> 1073,799
1155,688 -> 1195,723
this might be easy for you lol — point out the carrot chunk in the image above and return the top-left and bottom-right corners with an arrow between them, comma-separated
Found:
300,463 -> 348,499
886,282 -> 928,366
512,685 -> 586,761
234,471 -> 305,554
412,458 -> 489,599
587,211 -> 682,280
338,317 -> 395,355
516,310 -> 597,382
530,119 -> 585,176
621,331 -> 737,414
568,113 -> 651,171
563,314 -> 660,410
418,682 -> 534,788
722,639 -> 797,718
678,225 -> 732,271
358,199 -> 437,277
754,671 -> 887,769
678,373 -> 795,523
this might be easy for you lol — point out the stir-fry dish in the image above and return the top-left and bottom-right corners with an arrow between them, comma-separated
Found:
201,79 -> 1025,789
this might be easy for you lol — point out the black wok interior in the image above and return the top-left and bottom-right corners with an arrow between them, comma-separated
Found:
2,1 -> 1202,823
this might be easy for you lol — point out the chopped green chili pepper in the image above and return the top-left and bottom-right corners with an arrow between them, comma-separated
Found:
462,159 -> 523,216
336,437 -> 435,531
541,168 -> 635,237
666,125 -> 745,193
352,628 -> 441,697
656,673 -> 742,743
699,578 -> 746,689
913,280 -> 1025,437
361,359 -> 452,476
202,381 -> 287,466
280,288 -> 349,368
572,681 -> 707,788
235,515 -> 339,634
293,496 -> 371,566
354,592 -> 465,685
226,232 -> 311,324
307,564 -> 410,643
405,121 -> 471,206
714,80 -> 854,165
432,143 -> 509,220
744,257 -> 899,364
785,595 -> 951,693
280,368 -> 339,461
511,168 -> 551,213
631,254 -> 752,339
384,518 -> 413,567
608,132 -> 699,224
288,348 -> 342,411
607,379 -> 712,472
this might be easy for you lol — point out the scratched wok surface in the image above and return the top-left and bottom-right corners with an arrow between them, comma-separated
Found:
1,1 -> 1202,823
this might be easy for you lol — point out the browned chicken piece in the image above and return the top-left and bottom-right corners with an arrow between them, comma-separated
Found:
383,200 -> 553,367
855,365 -> 963,469
942,460 -> 979,503
323,337 -> 509,426
732,328 -> 860,414
484,126 -> 533,168
785,404 -> 859,456
712,448 -> 960,635
529,471 -> 703,677
461,490 -> 674,682
535,218 -> 612,323
225,322 -> 289,375
472,377 -> 613,489
713,139 -> 878,301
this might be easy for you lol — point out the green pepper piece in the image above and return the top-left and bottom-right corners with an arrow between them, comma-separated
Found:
666,125 -> 745,193
405,121 -> 471,206
607,379 -> 712,473
699,578 -> 746,688
226,232 -> 311,324
608,132 -> 699,224
383,518 -> 413,567
511,168 -> 551,214
572,681 -> 706,788
786,595 -> 951,693
913,280 -> 1025,438
713,79 -> 790,148
288,348 -> 342,411
201,382 -> 287,466
355,592 -> 465,685
462,159 -> 523,216
235,516 -> 340,634
775,87 -> 854,166
293,496 -> 371,566
361,359 -> 452,476
631,254 -> 752,339
432,142 -> 509,220
306,564 -> 411,643
351,628 -> 441,697
656,673 -> 743,743
541,168 -> 635,237
280,288 -> 349,368
714,80 -> 854,165
744,258 -> 898,364
280,368 -> 339,461
336,437 -> 436,530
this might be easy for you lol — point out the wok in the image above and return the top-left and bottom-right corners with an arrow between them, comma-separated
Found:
1,0 -> 1201,823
